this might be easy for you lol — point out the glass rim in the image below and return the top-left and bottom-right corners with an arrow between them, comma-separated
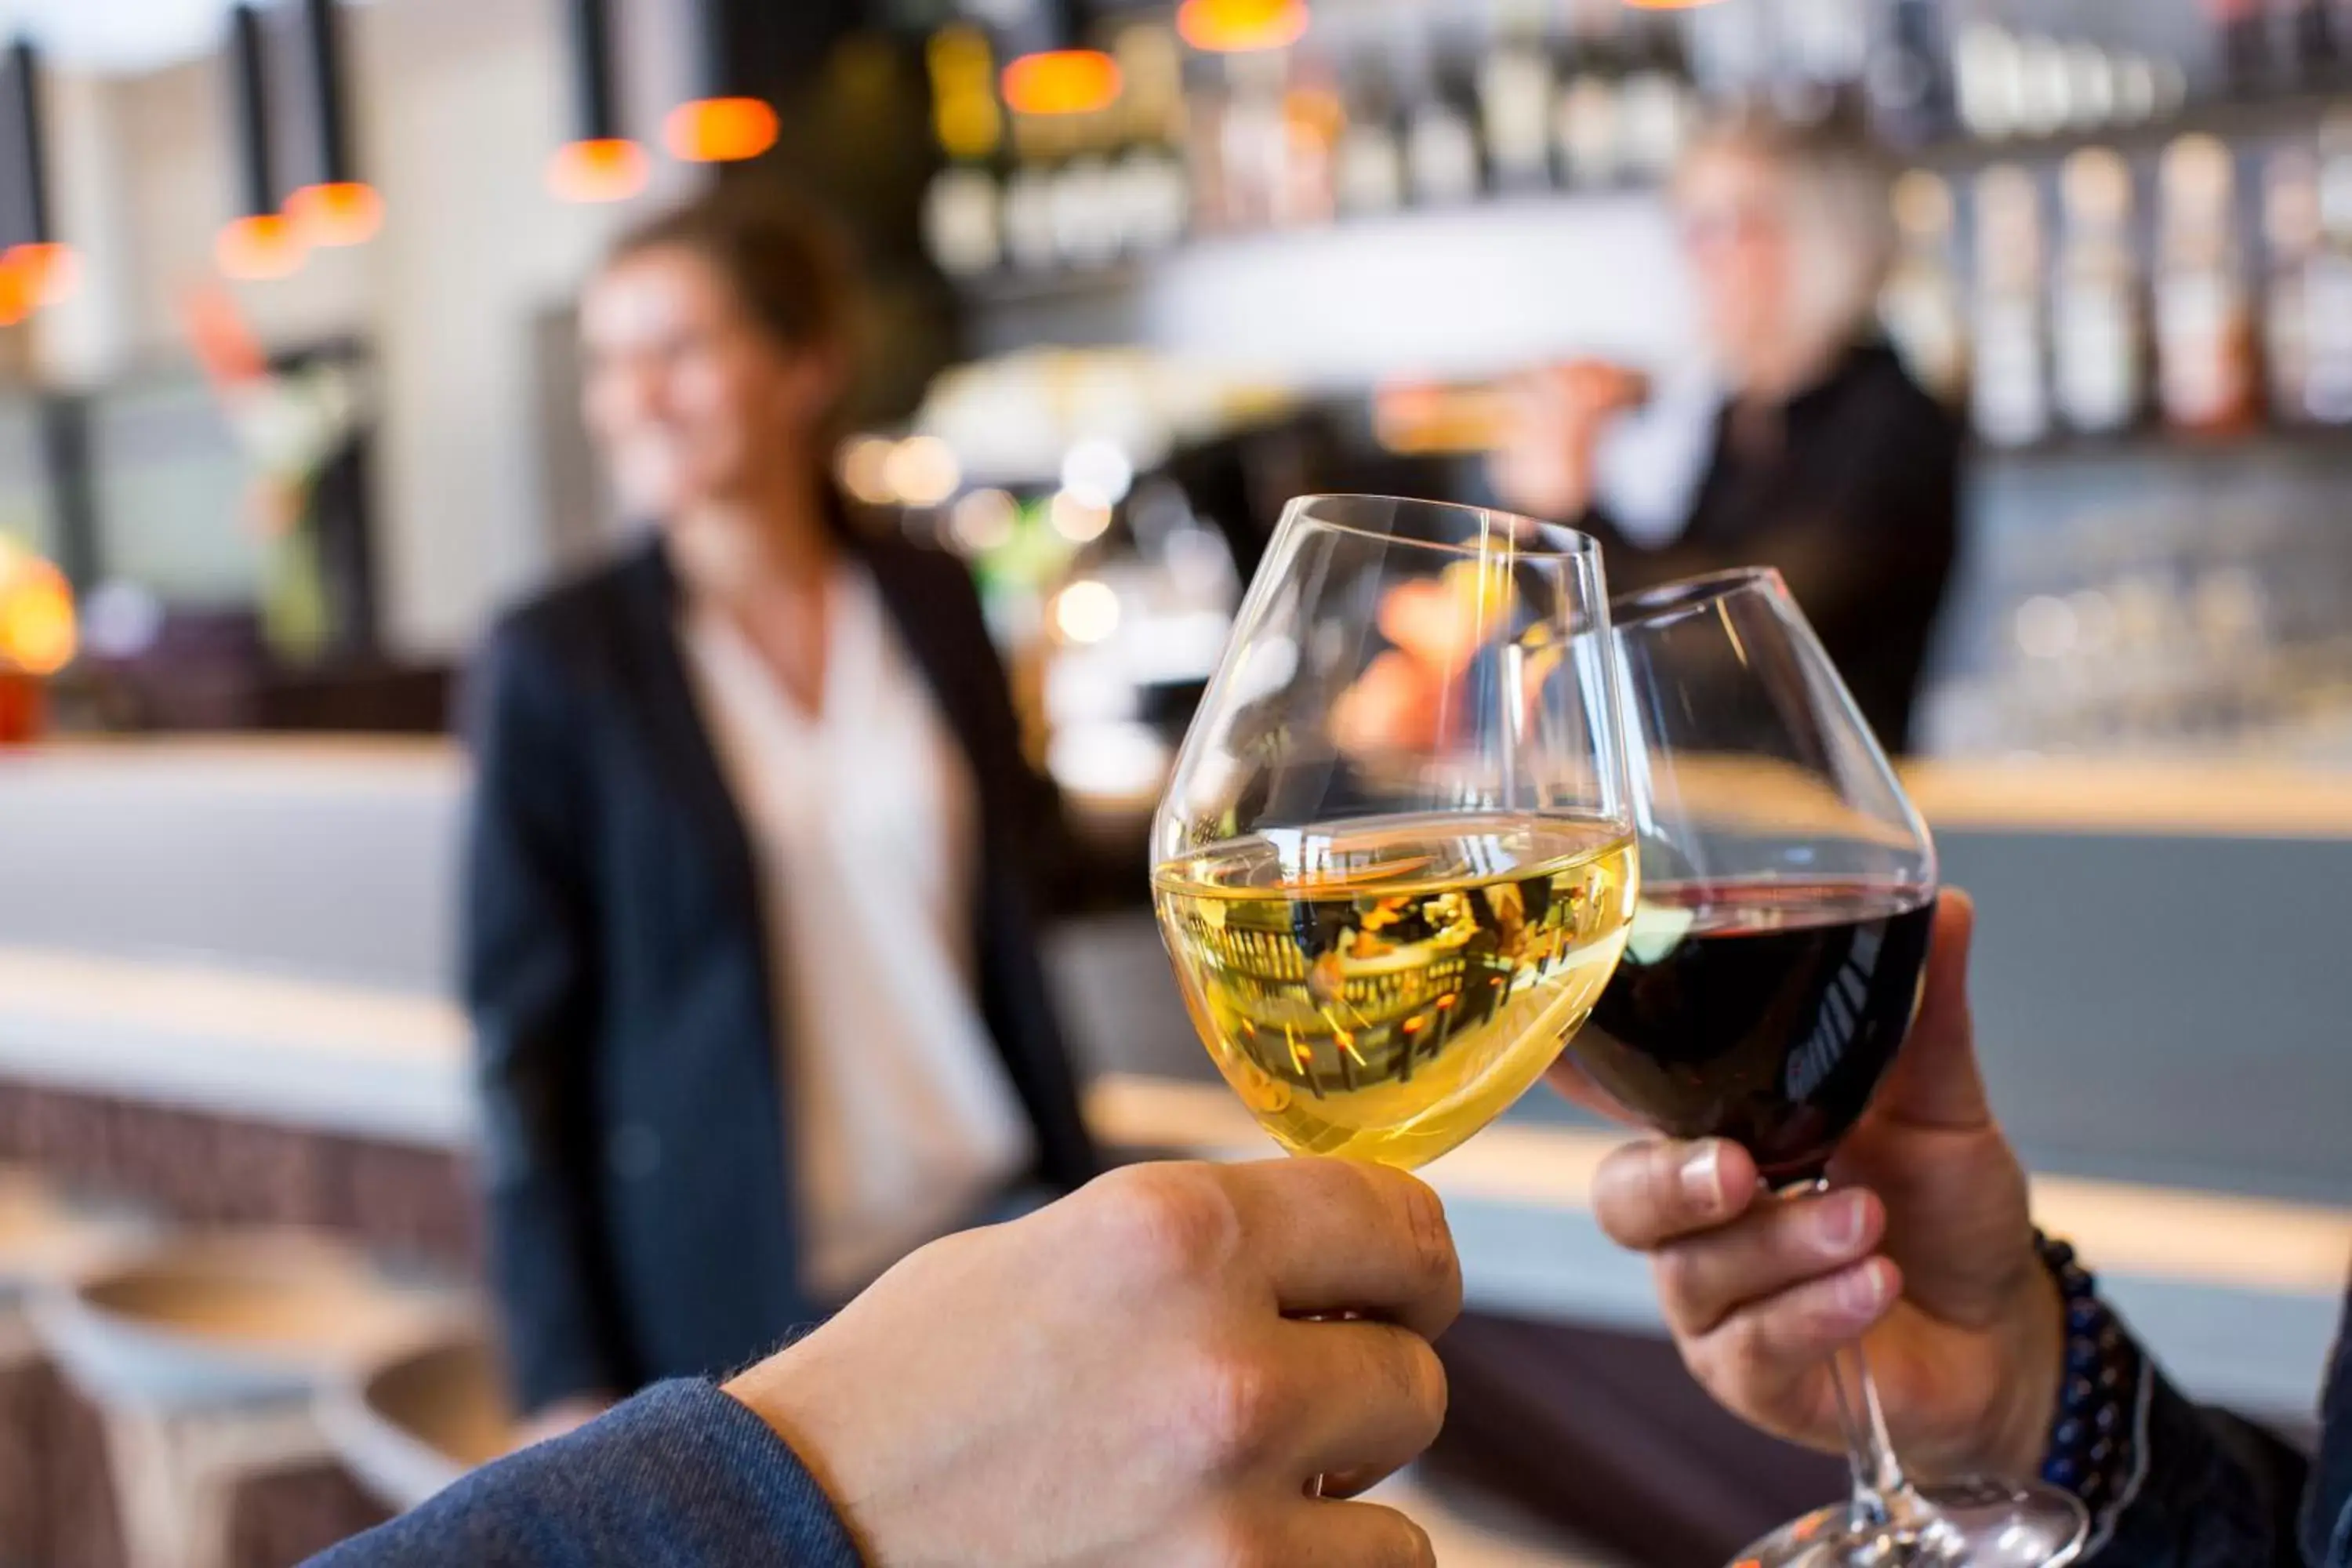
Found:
1611,565 -> 1787,626
1284,493 -> 1604,563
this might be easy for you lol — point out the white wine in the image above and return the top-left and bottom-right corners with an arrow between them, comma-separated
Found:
1152,811 -> 1638,1168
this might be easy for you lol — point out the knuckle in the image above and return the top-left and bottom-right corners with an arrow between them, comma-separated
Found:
1388,1173 -> 1457,1296
1093,1163 -> 1241,1285
1377,1514 -> 1439,1568
1174,1346 -> 1290,1471
1395,1336 -> 1450,1439
1189,1511 -> 1283,1568
1700,1311 -> 1771,1395
1788,1276 -> 1854,1345
1652,1246 -> 1705,1321
1592,1143 -> 1668,1244
1357,1327 -> 1449,1448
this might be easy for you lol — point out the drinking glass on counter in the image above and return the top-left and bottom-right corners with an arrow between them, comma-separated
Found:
1565,566 -> 2088,1568
1150,495 -> 1639,1172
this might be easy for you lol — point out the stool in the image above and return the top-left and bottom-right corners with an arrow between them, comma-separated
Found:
31,1229 -> 444,1568
322,1325 -> 515,1514
0,1166 -> 153,1567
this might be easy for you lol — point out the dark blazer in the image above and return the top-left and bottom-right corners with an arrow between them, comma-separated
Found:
309,1381 -> 860,1567
1584,341 -> 1962,755
462,524 -> 1098,1415
2085,1281 -> 2347,1566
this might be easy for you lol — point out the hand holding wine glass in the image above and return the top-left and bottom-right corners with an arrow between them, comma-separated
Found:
1555,568 -> 2085,1566
1561,889 -> 2069,1489
1152,495 -> 1638,1505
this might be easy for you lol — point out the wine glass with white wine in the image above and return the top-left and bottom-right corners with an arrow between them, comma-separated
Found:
1152,495 -> 1638,1177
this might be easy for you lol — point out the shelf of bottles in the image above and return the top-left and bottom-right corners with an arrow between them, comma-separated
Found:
923,0 -> 2352,440
1882,117 -> 2352,452
920,0 -> 1715,295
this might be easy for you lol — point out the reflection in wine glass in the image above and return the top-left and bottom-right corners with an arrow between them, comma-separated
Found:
1151,495 -> 1639,1174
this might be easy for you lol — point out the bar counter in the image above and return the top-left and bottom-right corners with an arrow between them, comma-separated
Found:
0,739 -> 2346,1419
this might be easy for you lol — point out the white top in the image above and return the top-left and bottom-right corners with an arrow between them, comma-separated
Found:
680,565 -> 1035,1301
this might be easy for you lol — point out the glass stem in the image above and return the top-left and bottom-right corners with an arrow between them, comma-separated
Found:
1797,1178 -> 1940,1544
1826,1334 -> 1908,1525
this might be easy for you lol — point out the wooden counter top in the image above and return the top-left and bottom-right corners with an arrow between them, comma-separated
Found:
1904,756 -> 2352,840
16,735 -> 2352,837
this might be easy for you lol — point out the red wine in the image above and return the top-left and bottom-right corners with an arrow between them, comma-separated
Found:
1572,880 -> 1937,1183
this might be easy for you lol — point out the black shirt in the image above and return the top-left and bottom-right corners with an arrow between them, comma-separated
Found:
1586,341 -> 1962,754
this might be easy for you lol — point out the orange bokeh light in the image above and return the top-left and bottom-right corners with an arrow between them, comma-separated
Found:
0,257 -> 34,327
286,182 -> 385,247
0,550 -> 75,677
1176,0 -> 1310,53
547,138 -> 651,204
664,97 -> 779,163
5,242 -> 79,307
1001,49 -> 1123,117
217,213 -> 308,281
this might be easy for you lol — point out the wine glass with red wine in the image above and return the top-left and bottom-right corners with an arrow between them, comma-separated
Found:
1569,568 -> 2087,1568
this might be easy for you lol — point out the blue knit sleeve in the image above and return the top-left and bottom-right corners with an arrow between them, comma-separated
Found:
308,1379 -> 865,1567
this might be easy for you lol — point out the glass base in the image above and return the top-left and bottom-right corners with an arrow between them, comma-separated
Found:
1730,1478 -> 2089,1568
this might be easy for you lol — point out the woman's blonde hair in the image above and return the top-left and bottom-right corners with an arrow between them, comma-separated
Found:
1678,106 -> 1898,367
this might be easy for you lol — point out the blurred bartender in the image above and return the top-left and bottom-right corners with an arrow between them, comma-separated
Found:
463,188 -> 1096,1437
1490,109 -> 1960,753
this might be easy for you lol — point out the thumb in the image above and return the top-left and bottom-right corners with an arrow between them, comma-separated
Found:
1871,889 -> 1993,1131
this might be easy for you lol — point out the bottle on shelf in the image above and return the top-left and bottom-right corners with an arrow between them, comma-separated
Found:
1864,0 -> 1954,146
2051,147 -> 2147,435
920,25 -> 1007,279
1680,0 -> 1773,107
1882,169 -> 1969,405
1112,21 -> 1192,257
1276,56 -> 1346,227
1953,20 -> 2024,141
1479,0 -> 1556,194
1334,56 -> 1408,217
1003,108 -> 1085,273
1553,0 -> 1625,190
1182,56 -> 1236,234
2209,0 -> 2272,98
2303,111 -> 2352,421
2280,0 -> 2341,86
1405,50 -> 1484,206
2060,40 -> 2117,132
2262,144 -> 2321,419
2154,133 -> 2262,436
1212,49 -> 1293,232
2012,32 -> 2074,139
1043,90 -> 1134,272
1970,163 -> 2053,446
1617,12 -> 1696,183
1771,0 -> 1872,100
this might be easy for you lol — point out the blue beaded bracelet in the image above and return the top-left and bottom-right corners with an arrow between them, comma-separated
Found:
2032,1231 -> 2141,1518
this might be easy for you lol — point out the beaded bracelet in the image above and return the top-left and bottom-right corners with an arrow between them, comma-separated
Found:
2031,1230 -> 2143,1523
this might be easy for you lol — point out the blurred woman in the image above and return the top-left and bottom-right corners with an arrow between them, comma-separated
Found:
1493,108 -> 1960,753
462,189 -> 1096,1436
